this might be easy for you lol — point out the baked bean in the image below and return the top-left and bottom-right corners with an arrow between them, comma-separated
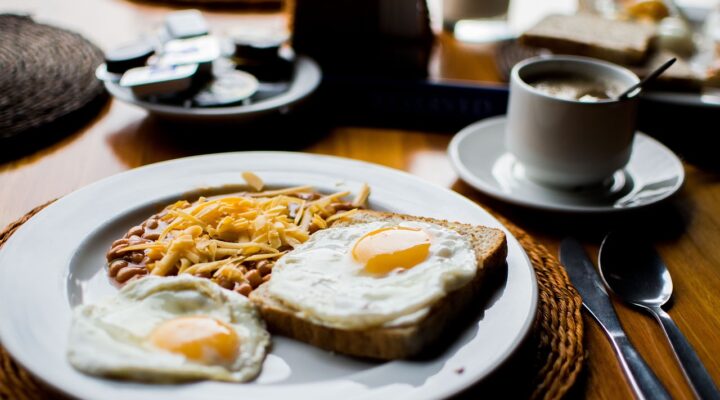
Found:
215,277 -> 234,290
257,261 -> 272,276
245,270 -> 262,288
108,260 -> 128,277
128,236 -> 149,245
116,266 -> 147,283
145,219 -> 159,229
106,244 -> 127,261
127,226 -> 145,238
128,252 -> 144,264
143,232 -> 160,241
111,238 -> 129,248
262,274 -> 272,283
234,283 -> 252,297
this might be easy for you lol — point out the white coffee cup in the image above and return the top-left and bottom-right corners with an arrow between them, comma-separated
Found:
506,56 -> 640,188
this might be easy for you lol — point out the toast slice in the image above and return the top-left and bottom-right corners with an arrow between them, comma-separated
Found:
520,14 -> 655,65
249,210 -> 507,360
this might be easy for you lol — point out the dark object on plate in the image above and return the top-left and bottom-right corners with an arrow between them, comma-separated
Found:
193,69 -> 259,106
0,14 -> 107,160
232,32 -> 286,61
164,10 -> 209,39
104,40 -> 156,74
231,29 -> 293,81
236,56 -> 294,82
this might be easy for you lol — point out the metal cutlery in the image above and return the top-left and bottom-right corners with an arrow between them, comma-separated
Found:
599,232 -> 720,400
560,238 -> 671,400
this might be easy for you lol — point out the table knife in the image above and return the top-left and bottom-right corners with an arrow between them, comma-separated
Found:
559,238 -> 671,400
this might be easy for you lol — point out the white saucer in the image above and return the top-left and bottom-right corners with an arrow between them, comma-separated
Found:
448,116 -> 685,213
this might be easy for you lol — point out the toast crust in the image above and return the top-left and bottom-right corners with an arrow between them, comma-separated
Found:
249,210 -> 507,360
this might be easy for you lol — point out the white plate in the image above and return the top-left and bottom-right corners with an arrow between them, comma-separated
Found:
448,116 -> 685,213
0,152 -> 537,400
104,56 -> 321,121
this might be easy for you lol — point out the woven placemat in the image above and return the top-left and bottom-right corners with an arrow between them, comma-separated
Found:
0,202 -> 584,400
0,15 -> 106,151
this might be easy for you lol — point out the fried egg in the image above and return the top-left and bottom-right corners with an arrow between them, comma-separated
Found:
67,275 -> 270,382
264,221 -> 477,329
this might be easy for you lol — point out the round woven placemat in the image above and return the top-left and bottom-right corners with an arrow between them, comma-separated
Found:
0,202 -> 584,400
0,15 -> 106,147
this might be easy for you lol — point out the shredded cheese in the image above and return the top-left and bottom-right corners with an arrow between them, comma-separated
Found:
242,171 -> 265,191
126,184 -> 368,290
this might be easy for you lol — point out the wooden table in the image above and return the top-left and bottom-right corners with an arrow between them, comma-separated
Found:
1,1 -> 719,399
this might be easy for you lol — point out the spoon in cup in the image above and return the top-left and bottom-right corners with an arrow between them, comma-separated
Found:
598,232 -> 720,400
617,58 -> 676,100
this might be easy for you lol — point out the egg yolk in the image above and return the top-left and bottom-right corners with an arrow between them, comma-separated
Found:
148,316 -> 240,367
352,227 -> 431,275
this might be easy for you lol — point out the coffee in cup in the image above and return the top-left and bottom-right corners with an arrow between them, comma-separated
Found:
526,73 -> 624,102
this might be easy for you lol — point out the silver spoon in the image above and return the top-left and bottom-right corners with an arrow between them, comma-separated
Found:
617,58 -> 676,100
599,232 -> 720,400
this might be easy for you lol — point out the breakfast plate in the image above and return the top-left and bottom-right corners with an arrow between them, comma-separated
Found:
448,116 -> 685,213
104,56 -> 321,121
0,152 -> 537,400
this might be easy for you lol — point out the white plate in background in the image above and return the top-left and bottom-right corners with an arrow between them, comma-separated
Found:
104,57 -> 321,122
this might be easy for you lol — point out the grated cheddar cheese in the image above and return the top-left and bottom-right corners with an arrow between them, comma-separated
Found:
108,181 -> 369,295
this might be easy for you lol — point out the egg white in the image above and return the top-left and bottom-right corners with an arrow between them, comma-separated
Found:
67,275 -> 270,382
265,221 -> 477,330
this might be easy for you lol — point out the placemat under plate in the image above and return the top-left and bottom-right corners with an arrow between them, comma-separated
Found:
0,201 -> 584,400
0,15 -> 107,156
